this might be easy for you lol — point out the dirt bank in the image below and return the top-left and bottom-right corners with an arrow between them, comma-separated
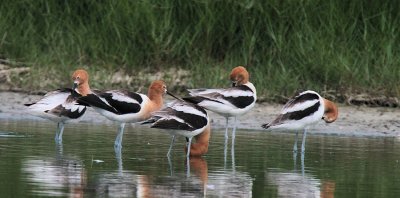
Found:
1,91 -> 399,137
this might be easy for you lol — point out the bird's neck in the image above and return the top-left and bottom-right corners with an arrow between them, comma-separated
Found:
77,82 -> 91,96
148,91 -> 163,110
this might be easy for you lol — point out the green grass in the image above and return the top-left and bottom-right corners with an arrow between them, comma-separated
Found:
1,0 -> 400,102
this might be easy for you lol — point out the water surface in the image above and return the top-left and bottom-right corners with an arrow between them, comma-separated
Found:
1,120 -> 400,197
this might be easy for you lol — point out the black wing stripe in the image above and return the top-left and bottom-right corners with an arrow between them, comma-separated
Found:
101,93 -> 142,114
183,96 -> 224,105
282,101 -> 320,121
147,102 -> 208,131
124,91 -> 143,104
151,119 -> 193,131
174,111 -> 208,130
287,92 -> 320,108
77,94 -> 120,114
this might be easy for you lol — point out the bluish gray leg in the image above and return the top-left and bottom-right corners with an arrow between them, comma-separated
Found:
231,137 -> 236,172
293,131 -> 299,153
231,117 -> 237,141
293,150 -> 298,170
186,137 -> 192,177
301,128 -> 307,153
167,135 -> 176,157
224,117 -> 229,140
114,123 -> 126,149
301,151 -> 305,176
56,122 -> 65,143
224,117 -> 229,167
54,122 -> 60,142
231,117 -> 237,171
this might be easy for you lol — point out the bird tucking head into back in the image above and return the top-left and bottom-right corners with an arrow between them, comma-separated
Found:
229,66 -> 250,87
322,98 -> 338,123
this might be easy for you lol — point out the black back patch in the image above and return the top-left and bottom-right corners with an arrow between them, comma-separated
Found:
222,85 -> 255,109
222,96 -> 255,109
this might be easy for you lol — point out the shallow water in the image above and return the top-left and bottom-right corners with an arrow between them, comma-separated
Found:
1,120 -> 400,197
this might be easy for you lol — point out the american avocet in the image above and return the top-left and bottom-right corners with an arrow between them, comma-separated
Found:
262,90 -> 338,153
143,98 -> 210,159
24,70 -> 87,143
183,66 -> 256,155
76,72 -> 167,149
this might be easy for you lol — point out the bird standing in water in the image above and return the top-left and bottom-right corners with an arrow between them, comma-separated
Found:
25,69 -> 87,143
74,69 -> 167,150
262,90 -> 338,153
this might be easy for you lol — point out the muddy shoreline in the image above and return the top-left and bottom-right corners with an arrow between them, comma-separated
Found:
1,91 -> 400,137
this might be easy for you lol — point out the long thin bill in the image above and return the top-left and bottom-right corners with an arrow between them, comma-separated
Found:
167,91 -> 183,101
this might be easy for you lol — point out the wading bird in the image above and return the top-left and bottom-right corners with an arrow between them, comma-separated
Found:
143,96 -> 210,159
74,69 -> 167,149
25,70 -> 87,143
183,66 -> 256,145
262,90 -> 338,153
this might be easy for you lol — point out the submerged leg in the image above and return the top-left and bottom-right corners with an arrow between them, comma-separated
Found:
301,151 -> 305,176
293,131 -> 299,153
114,123 -> 126,149
56,141 -> 63,157
301,128 -> 307,153
114,145 -> 123,176
167,135 -> 176,157
167,153 -> 174,176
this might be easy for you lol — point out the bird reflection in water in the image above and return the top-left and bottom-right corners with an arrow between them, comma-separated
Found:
22,143 -> 87,197
267,153 -> 336,198
92,147 -> 151,198
94,156 -> 208,197
188,155 -> 253,197
150,156 -> 252,197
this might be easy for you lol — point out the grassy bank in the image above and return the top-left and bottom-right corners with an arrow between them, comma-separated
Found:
1,0 -> 400,103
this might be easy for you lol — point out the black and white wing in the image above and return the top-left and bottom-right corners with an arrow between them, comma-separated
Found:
25,88 -> 86,120
183,84 -> 256,111
144,100 -> 209,132
262,90 -> 322,129
77,90 -> 145,115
